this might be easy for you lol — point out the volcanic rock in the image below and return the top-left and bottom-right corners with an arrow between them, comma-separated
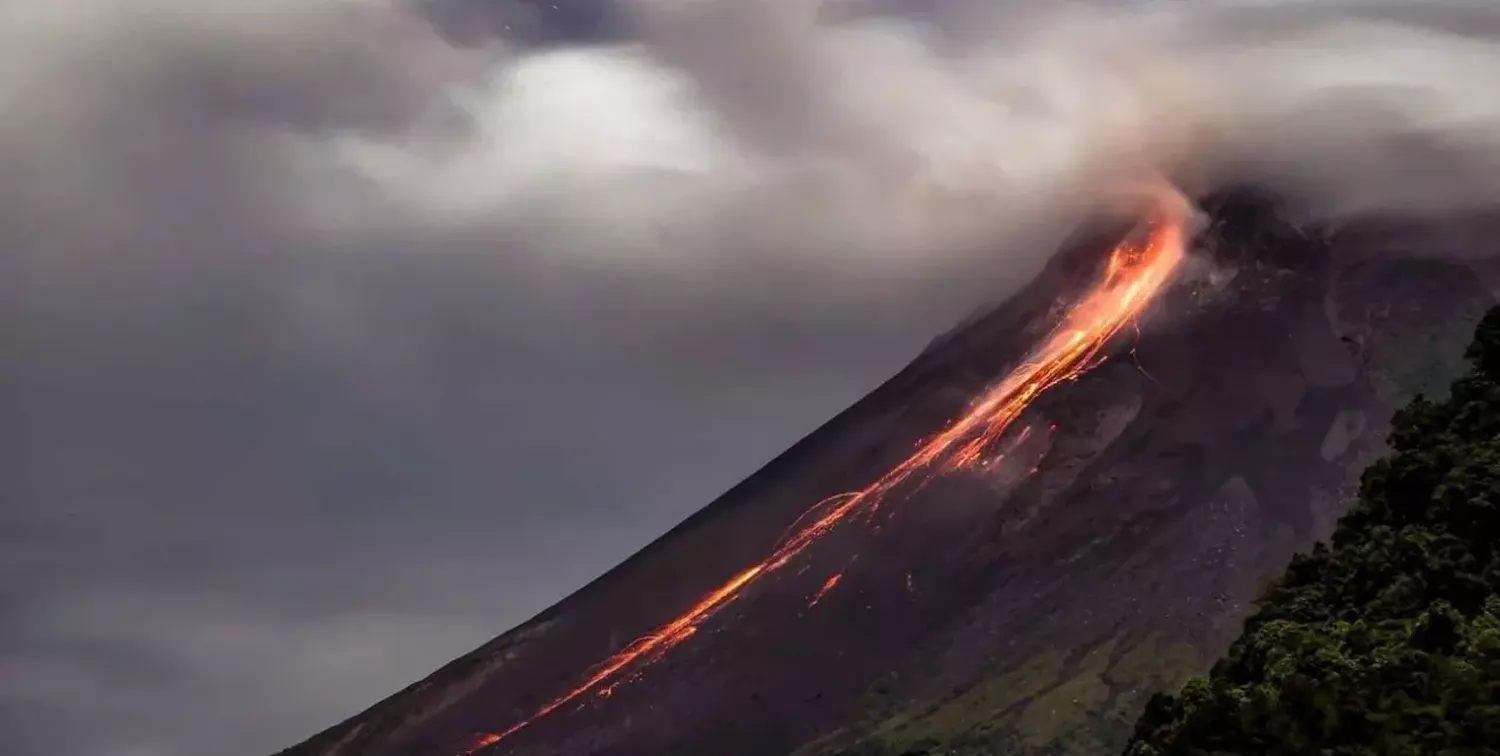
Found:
276,190 -> 1498,756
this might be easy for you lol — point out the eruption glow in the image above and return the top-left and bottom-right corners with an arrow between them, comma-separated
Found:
807,573 -> 845,608
463,197 -> 1190,753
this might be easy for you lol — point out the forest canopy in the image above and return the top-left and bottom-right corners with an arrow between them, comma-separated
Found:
1123,305 -> 1500,755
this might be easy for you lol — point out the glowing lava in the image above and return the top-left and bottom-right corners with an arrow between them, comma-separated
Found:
807,573 -> 844,608
464,200 -> 1190,752
459,734 -> 503,756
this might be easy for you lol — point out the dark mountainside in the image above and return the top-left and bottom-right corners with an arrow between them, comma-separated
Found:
1124,308 -> 1500,754
277,192 -> 1499,756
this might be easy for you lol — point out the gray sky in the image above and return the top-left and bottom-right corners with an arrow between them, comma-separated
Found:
8,1 -> 1500,755
0,3 -> 1026,755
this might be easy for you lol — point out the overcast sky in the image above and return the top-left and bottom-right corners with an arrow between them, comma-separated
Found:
8,1 -> 1500,755
0,3 -> 1031,755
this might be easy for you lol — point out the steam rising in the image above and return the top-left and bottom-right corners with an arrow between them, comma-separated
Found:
342,0 -> 1500,280
7,1 -> 1500,755
8,0 -> 1500,310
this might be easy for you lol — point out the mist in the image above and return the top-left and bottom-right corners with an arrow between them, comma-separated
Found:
5,1 -> 1500,755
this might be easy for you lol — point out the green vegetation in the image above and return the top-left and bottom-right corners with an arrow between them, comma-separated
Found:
804,306 -> 1500,756
797,634 -> 1207,756
1125,306 -> 1500,755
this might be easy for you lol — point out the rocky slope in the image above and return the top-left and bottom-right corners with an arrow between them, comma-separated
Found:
276,191 -> 1499,756
1123,305 -> 1500,754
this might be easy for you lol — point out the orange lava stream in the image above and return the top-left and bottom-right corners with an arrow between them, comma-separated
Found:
464,205 -> 1188,753
807,573 -> 845,608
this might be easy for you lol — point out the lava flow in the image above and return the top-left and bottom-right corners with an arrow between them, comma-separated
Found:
807,573 -> 845,608
463,199 -> 1190,754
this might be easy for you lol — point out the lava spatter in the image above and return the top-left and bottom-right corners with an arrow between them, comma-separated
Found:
807,573 -> 845,608
462,198 -> 1191,753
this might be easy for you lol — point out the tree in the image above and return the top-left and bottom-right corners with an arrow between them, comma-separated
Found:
1124,306 -> 1500,756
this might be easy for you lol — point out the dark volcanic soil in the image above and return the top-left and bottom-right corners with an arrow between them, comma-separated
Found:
277,191 -> 1498,756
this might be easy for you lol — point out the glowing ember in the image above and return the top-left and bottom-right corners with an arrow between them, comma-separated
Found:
807,573 -> 845,607
462,197 -> 1190,753
459,734 -> 502,756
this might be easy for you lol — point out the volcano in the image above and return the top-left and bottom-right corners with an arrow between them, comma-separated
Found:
276,190 -> 1500,756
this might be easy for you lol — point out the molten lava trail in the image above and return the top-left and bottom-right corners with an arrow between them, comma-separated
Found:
807,573 -> 845,608
465,207 -> 1189,753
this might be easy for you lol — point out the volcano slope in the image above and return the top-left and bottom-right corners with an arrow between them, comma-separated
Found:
276,191 -> 1499,756
1122,295 -> 1500,755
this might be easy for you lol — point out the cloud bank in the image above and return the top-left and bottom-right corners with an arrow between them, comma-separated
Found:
7,1 -> 1500,755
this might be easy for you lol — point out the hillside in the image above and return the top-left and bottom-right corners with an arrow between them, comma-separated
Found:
1123,307 -> 1500,754
276,193 -> 1499,756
